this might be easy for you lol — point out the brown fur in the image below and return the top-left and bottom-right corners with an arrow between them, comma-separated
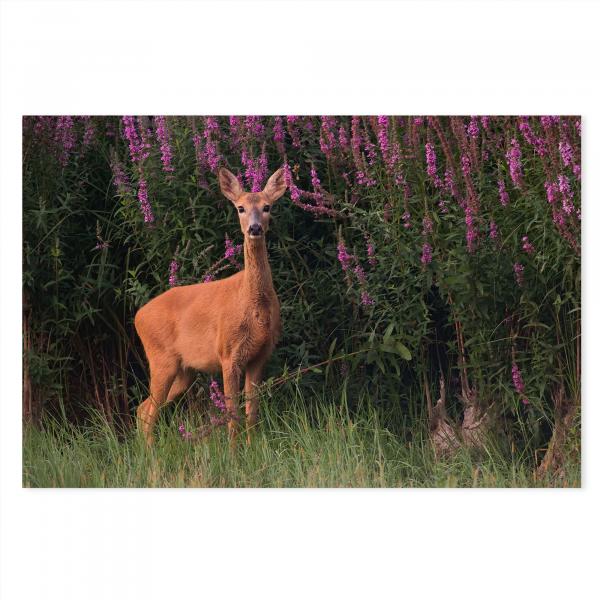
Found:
135,168 -> 287,445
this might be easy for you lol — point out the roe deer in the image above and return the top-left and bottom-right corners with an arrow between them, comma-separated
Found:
135,167 -> 287,445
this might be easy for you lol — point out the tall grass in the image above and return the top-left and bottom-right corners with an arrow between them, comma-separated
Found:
23,385 -> 580,488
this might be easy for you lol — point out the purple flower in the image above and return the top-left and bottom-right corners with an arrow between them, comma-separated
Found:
444,169 -> 458,197
518,117 -> 546,156
204,116 -> 219,134
363,140 -> 378,166
203,117 -> 221,172
178,423 -> 192,440
366,240 -> 376,267
155,116 -> 175,173
204,140 -> 220,172
540,116 -> 560,129
122,116 -> 149,163
467,116 -> 479,138
421,242 -> 433,265
413,117 -> 424,126
256,149 -> 268,192
31,116 -> 52,138
461,154 -> 471,177
229,115 -> 241,133
511,362 -> 529,404
202,273 -> 214,283
209,379 -> 227,412
310,165 -> 323,202
521,236 -> 535,255
283,162 -> 320,209
285,116 -> 302,148
425,142 -> 441,187
498,178 -> 509,206
224,234 -> 242,264
489,220 -> 498,240
245,115 -> 265,138
137,177 -> 154,223
353,264 -> 366,284
139,120 -> 153,157
319,116 -> 337,158
356,171 -> 376,187
402,211 -> 411,229
553,207 -> 566,227
337,241 -> 354,271
81,116 -> 95,148
110,157 -> 130,192
544,180 -> 558,204
282,162 -> 297,193
377,115 -> 389,162
513,262 -> 525,287
338,125 -> 349,152
558,174 -> 574,214
360,291 -> 375,306
54,116 -> 75,166
241,147 -> 268,193
559,140 -> 574,167
480,116 -> 490,130
192,132 -> 202,162
168,260 -> 179,287
506,138 -> 523,188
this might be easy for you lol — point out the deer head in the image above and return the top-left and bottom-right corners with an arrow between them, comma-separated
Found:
218,167 -> 287,239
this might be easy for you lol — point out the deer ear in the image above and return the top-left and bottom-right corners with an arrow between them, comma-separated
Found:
263,168 -> 287,203
218,168 -> 243,203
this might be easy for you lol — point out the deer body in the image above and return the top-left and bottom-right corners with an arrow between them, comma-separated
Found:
135,168 -> 286,444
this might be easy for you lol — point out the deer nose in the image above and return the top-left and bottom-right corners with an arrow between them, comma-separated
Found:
248,224 -> 263,236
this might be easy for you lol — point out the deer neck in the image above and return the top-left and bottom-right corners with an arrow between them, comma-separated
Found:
242,237 -> 273,302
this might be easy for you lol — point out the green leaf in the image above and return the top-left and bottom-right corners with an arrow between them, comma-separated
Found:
383,322 -> 395,342
395,341 -> 412,361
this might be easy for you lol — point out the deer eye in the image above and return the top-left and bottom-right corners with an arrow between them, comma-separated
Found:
237,206 -> 245,213
263,205 -> 270,213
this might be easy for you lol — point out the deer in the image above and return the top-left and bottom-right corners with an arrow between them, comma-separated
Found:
134,167 -> 287,446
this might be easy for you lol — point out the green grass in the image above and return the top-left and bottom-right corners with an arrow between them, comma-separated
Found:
22,388 -> 580,488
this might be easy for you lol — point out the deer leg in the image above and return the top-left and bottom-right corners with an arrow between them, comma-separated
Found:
166,369 -> 194,404
137,358 -> 178,446
221,359 -> 241,441
244,357 -> 266,444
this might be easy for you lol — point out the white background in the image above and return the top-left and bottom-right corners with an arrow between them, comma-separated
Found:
1,1 -> 598,598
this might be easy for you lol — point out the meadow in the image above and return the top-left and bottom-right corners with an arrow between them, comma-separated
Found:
22,115 -> 581,487
22,383 -> 581,488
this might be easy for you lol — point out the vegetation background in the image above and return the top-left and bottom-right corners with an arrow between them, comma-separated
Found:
22,115 -> 581,487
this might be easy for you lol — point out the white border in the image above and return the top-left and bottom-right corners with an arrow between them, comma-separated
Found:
1,2 -> 598,599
